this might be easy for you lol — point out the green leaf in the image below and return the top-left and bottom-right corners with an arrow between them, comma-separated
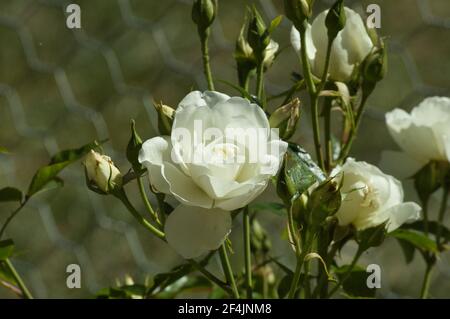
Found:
49,140 -> 104,164
157,276 -> 211,298
389,229 -> 438,254
27,141 -> 101,197
249,202 -> 286,216
356,223 -> 387,250
0,239 -> 14,261
126,120 -> 143,172
148,263 -> 194,295
27,162 -> 70,197
278,144 -> 326,201
334,265 -> 375,298
396,239 -> 416,264
277,274 -> 293,298
268,15 -> 283,34
0,187 -> 22,203
217,79 -> 253,101
413,161 -> 449,204
402,221 -> 450,243
0,146 -> 9,154
96,284 -> 148,299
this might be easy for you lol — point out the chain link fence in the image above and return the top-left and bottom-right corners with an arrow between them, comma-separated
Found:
0,0 -> 449,298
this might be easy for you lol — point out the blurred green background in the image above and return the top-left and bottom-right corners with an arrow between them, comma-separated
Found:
0,0 -> 449,298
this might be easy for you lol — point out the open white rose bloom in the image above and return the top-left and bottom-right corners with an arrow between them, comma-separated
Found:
290,7 -> 374,82
139,91 -> 288,258
333,158 -> 421,232
383,97 -> 450,178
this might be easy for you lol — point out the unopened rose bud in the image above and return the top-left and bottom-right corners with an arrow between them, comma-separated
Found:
262,40 -> 279,70
308,178 -> 341,227
284,0 -> 315,29
235,13 -> 279,86
269,98 -> 301,140
325,0 -> 346,40
192,0 -> 218,32
127,119 -> 143,172
84,150 -> 122,193
154,101 -> 175,136
247,6 -> 270,62
235,15 -> 254,63
235,15 -> 256,86
363,45 -> 387,85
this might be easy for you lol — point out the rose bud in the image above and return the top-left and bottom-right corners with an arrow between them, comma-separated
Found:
84,150 -> 122,193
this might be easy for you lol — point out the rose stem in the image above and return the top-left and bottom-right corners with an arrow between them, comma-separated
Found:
287,198 -> 305,298
136,176 -> 162,229
297,23 -> 325,170
200,29 -> 215,91
243,206 -> 253,298
218,243 -> 240,299
4,258 -> 33,299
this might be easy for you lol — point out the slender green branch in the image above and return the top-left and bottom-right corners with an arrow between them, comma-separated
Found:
420,262 -> 434,299
338,92 -> 370,161
4,259 -> 33,299
188,258 -> 232,295
324,99 -> 333,173
297,24 -> 324,169
297,25 -> 316,96
287,200 -> 304,299
317,38 -> 333,94
328,247 -> 364,298
243,207 -> 252,298
115,189 -> 165,241
219,243 -> 240,299
313,230 -> 337,298
319,39 -> 334,173
200,29 -> 215,91
436,185 -> 449,249
0,199 -> 29,240
137,177 -> 162,229
256,63 -> 264,105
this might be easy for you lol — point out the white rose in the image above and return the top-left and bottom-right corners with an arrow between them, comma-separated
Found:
290,7 -> 374,82
84,150 -> 122,192
383,97 -> 450,178
139,91 -> 288,258
333,158 -> 421,232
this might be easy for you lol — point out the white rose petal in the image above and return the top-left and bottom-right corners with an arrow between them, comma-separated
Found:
164,205 -> 232,259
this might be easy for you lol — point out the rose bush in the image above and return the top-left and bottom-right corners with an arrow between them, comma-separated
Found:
290,7 -> 374,82
138,91 -> 287,258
